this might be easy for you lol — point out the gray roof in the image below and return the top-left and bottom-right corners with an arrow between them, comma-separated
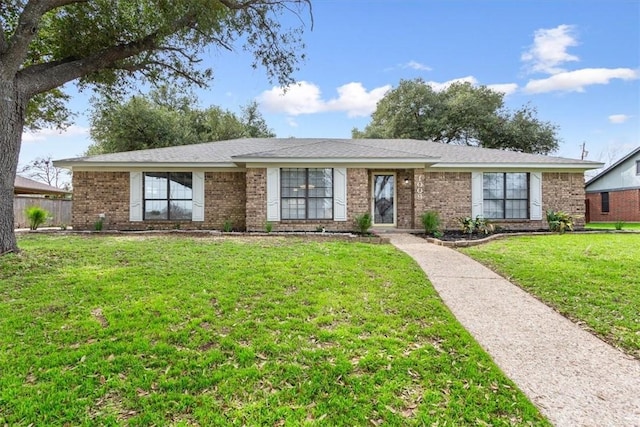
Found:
54,138 -> 603,168
14,175 -> 70,195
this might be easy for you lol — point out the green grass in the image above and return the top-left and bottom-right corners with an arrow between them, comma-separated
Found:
462,234 -> 640,358
0,234 -> 548,426
585,222 -> 640,230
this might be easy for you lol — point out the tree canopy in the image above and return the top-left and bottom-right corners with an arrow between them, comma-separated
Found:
87,88 -> 275,155
352,79 -> 559,155
0,0 -> 311,254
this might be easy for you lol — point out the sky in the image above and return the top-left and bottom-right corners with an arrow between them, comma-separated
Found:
19,0 -> 640,173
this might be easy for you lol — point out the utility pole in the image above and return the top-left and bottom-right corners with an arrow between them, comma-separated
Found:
580,142 -> 588,160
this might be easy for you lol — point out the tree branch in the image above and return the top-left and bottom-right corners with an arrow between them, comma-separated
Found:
1,0 -> 88,78
18,34 -> 160,96
17,10 -> 201,96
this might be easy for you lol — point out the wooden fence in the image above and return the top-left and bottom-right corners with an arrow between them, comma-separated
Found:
14,196 -> 72,229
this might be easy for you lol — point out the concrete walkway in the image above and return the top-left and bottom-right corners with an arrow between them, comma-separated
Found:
389,233 -> 640,427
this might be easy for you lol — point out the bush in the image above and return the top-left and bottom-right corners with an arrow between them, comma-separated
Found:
265,222 -> 273,233
26,206 -> 49,230
458,215 -> 494,235
546,210 -> 574,233
223,220 -> 233,232
615,220 -> 625,230
354,213 -> 372,235
420,211 -> 441,236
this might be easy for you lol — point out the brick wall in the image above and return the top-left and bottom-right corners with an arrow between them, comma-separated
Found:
586,188 -> 640,222
543,172 -> 587,229
72,171 -> 246,231
72,169 -> 589,232
420,172 -> 472,229
413,171 -> 587,231
245,168 -> 267,231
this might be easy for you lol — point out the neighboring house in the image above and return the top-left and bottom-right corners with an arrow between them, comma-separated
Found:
585,146 -> 640,222
53,138 -> 602,232
14,175 -> 70,196
13,175 -> 72,228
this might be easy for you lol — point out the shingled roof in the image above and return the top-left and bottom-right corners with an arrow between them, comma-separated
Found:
54,138 -> 602,169
14,175 -> 70,195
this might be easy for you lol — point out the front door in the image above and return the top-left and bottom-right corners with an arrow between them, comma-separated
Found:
372,173 -> 395,225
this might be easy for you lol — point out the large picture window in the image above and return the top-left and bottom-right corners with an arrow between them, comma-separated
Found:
483,173 -> 529,219
281,168 -> 333,220
144,172 -> 193,220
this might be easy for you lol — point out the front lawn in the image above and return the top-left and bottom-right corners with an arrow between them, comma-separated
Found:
461,234 -> 640,358
585,222 -> 640,230
0,234 -> 547,426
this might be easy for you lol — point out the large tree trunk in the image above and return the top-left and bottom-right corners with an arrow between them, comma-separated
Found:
0,80 -> 26,255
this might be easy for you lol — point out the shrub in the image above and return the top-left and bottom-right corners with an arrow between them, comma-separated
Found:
458,216 -> 494,235
420,211 -> 441,236
614,220 -> 625,230
26,206 -> 49,230
265,222 -> 273,233
354,213 -> 372,235
474,216 -> 494,235
546,210 -> 574,234
459,216 -> 475,235
94,219 -> 104,231
223,220 -> 233,232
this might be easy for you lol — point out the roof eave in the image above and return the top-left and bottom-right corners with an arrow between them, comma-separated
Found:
430,162 -> 604,170
53,161 -> 238,169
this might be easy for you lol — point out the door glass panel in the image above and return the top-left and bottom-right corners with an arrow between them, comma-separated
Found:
374,175 -> 394,224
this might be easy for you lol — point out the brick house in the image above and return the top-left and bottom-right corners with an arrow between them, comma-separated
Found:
585,146 -> 640,222
54,138 -> 602,232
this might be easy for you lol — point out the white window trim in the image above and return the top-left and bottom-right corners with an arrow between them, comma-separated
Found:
129,172 -> 143,222
333,167 -> 347,221
131,171 -> 202,222
266,167 -> 281,221
472,171 -> 543,220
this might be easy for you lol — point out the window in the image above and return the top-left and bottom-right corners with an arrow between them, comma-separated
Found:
144,172 -> 193,220
281,168 -> 333,220
636,160 -> 640,175
601,192 -> 609,213
483,173 -> 529,219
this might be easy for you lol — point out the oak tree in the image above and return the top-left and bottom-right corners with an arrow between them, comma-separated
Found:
353,79 -> 559,154
0,0 -> 310,254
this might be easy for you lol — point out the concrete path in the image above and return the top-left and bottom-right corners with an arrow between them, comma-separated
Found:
389,233 -> 640,427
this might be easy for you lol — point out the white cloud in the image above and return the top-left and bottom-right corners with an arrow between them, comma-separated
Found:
523,68 -> 639,93
258,81 -> 391,117
22,125 -> 89,143
402,60 -> 432,71
286,117 -> 299,127
425,76 -> 478,92
422,77 -> 518,95
522,24 -> 579,74
486,83 -> 519,95
608,114 -> 632,124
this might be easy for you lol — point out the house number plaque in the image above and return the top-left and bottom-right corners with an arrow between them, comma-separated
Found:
415,174 -> 424,200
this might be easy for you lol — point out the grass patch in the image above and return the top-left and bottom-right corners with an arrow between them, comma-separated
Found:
0,234 -> 547,425
462,234 -> 640,358
585,222 -> 640,230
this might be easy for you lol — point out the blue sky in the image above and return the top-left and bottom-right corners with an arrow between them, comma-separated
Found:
20,0 -> 639,171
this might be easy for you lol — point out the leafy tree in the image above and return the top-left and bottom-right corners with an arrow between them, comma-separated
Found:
241,100 -> 276,138
353,79 -> 559,154
87,89 -> 275,155
0,0 -> 310,254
